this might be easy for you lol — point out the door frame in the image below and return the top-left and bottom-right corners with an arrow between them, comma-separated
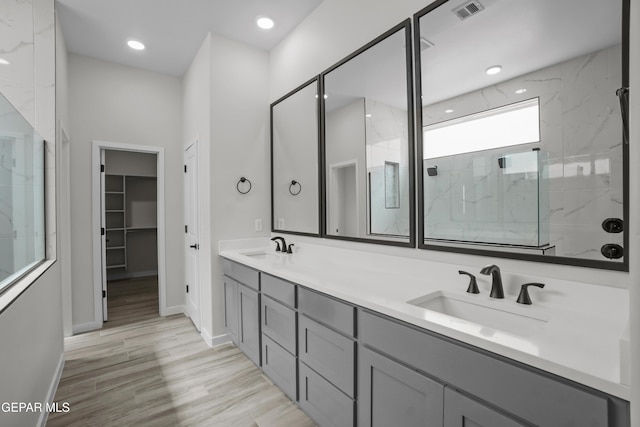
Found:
184,138 -> 201,330
328,159 -> 359,236
91,140 -> 167,328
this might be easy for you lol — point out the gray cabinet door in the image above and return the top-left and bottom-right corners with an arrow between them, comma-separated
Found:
262,334 -> 297,401
262,295 -> 296,354
299,361 -> 354,427
298,314 -> 355,397
223,276 -> 238,343
444,388 -> 526,427
358,346 -> 444,427
238,283 -> 261,366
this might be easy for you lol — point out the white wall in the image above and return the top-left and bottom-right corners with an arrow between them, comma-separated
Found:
68,54 -> 183,328
270,0 -> 638,420
209,34 -> 270,337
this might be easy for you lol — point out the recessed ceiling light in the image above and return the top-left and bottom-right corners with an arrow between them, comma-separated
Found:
365,114 -> 372,118
0,58 -> 9,65
515,88 -> 527,94
257,17 -> 275,30
445,109 -> 454,114
485,65 -> 502,75
127,40 -> 145,50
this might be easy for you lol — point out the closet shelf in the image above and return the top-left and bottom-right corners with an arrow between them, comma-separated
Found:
106,264 -> 126,269
107,246 -> 126,250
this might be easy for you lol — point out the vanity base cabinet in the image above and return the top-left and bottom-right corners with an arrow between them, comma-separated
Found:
299,361 -> 355,427
223,276 -> 239,344
237,283 -> 260,367
358,346 -> 444,427
444,388 -> 526,427
359,309 -> 628,427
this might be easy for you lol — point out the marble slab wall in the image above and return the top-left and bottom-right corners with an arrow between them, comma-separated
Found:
365,99 -> 410,237
423,45 -> 623,260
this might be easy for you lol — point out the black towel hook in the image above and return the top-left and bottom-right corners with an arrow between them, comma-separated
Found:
289,180 -> 302,196
237,177 -> 252,194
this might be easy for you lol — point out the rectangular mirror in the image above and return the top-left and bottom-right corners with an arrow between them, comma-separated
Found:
322,20 -> 415,246
415,0 -> 629,270
271,77 -> 321,236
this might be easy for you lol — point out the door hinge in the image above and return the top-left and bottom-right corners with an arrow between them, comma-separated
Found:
102,290 -> 106,298
101,227 -> 105,236
101,164 -> 105,173
184,165 -> 187,173
185,225 -> 188,233
186,285 -> 189,293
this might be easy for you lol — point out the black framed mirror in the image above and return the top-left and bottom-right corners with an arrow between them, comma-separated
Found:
414,0 -> 629,270
321,20 -> 415,247
271,77 -> 322,236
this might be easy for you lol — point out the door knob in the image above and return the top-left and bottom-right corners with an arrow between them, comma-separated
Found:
190,244 -> 199,249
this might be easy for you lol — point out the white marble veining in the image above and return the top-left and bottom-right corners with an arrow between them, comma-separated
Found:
422,45 -> 623,261
219,238 -> 629,400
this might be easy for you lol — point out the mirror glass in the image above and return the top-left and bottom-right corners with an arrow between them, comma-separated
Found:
416,0 -> 627,268
323,21 -> 414,245
271,78 -> 320,235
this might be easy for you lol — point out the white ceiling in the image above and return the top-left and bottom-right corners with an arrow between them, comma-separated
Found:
56,0 -> 323,77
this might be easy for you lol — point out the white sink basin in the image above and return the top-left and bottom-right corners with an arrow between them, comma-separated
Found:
407,291 -> 549,338
240,250 -> 286,261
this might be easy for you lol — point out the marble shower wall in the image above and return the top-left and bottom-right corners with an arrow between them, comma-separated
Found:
0,0 -> 55,281
365,99 -> 410,237
422,44 -> 623,260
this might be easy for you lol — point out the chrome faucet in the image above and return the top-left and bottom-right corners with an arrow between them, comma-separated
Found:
270,236 -> 286,252
479,264 -> 504,299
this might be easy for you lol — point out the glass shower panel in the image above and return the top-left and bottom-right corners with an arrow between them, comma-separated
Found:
424,149 -> 548,247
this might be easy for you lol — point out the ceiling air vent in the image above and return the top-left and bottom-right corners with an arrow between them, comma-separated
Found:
420,37 -> 435,51
452,0 -> 485,20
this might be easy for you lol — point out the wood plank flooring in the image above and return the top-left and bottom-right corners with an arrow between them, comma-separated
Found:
48,276 -> 315,427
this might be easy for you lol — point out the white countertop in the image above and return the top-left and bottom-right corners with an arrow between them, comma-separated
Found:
219,238 -> 630,400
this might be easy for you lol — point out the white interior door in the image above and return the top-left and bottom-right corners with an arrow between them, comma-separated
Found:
184,141 -> 201,330
100,149 -> 108,321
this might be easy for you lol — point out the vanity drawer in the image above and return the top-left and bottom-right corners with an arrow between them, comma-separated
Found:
262,295 -> 296,354
262,273 -> 296,308
298,287 -> 355,337
298,314 -> 355,397
222,259 -> 259,291
262,334 -> 297,402
359,309 -> 612,427
299,361 -> 354,427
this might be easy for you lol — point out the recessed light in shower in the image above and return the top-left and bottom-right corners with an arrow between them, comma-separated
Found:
515,88 -> 527,94
445,109 -> 454,114
0,58 -> 9,65
485,65 -> 502,75
127,40 -> 145,50
257,17 -> 275,30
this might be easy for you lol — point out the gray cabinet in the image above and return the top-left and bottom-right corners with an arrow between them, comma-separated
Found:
262,334 -> 297,401
444,388 -> 525,427
358,346 -> 444,427
299,360 -> 354,427
223,276 -> 239,343
238,283 -> 260,366
298,314 -> 355,397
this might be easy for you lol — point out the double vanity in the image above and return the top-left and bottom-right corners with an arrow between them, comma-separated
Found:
220,239 -> 630,426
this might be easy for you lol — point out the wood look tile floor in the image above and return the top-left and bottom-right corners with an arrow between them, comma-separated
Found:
48,276 -> 315,427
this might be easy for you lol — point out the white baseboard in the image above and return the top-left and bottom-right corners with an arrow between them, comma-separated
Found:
161,305 -> 185,317
72,320 -> 101,335
38,352 -> 65,427
201,328 -> 230,348
107,270 -> 158,281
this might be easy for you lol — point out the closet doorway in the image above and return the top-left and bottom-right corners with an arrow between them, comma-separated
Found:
92,141 -> 167,328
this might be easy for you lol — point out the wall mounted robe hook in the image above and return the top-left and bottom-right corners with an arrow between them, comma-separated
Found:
237,177 -> 252,194
289,180 -> 302,195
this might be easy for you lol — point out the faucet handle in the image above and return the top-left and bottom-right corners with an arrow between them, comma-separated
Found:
516,283 -> 545,305
458,270 -> 479,294
287,244 -> 295,254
